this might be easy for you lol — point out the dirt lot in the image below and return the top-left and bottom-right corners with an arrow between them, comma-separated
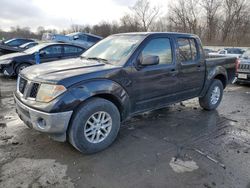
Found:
0,74 -> 250,188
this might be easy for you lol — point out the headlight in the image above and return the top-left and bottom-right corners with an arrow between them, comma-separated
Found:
36,84 -> 66,103
0,59 -> 12,65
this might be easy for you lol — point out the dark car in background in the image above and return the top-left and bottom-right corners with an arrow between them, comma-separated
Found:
1,38 -> 35,47
0,42 -> 86,76
0,38 -> 35,55
19,42 -> 39,50
42,32 -> 103,49
236,50 -> 250,84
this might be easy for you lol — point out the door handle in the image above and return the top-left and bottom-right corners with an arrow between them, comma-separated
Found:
197,65 -> 202,71
170,69 -> 178,76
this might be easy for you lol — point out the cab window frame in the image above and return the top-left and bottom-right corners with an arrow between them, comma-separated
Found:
137,36 -> 174,67
177,37 -> 200,65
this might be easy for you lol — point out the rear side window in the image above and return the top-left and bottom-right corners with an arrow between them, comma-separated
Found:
177,38 -> 198,63
7,39 -> 28,46
87,36 -> 100,43
141,38 -> 173,65
43,45 -> 62,54
64,46 -> 83,53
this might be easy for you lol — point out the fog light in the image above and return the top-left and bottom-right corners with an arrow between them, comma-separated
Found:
37,118 -> 46,129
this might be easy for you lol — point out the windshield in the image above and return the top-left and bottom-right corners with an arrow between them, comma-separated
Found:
81,35 -> 145,65
23,43 -> 47,54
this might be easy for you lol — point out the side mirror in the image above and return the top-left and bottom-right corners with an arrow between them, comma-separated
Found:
39,51 -> 46,57
73,35 -> 79,40
139,55 -> 159,66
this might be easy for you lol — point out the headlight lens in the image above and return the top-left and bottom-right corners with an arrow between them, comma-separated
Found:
0,59 -> 12,65
36,84 -> 66,103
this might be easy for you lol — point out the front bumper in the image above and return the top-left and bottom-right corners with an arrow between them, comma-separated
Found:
0,64 -> 14,76
236,72 -> 250,84
14,94 -> 73,141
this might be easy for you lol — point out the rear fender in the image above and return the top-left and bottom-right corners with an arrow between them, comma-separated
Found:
200,66 -> 228,97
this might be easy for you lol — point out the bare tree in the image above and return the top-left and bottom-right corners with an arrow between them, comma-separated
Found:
130,0 -> 160,31
220,0 -> 247,43
168,0 -> 201,34
201,0 -> 221,42
120,14 -> 142,32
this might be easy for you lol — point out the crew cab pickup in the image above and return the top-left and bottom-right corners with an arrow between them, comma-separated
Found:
14,32 -> 237,154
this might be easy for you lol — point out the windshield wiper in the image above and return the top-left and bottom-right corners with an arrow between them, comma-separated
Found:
87,57 -> 108,62
81,56 -> 112,65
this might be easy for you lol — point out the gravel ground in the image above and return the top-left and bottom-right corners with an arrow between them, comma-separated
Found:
0,74 -> 250,188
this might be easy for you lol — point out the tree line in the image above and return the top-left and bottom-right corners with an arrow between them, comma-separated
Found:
1,0 -> 249,46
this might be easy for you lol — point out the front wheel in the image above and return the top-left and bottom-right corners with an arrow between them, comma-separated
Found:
199,79 -> 224,110
15,63 -> 30,75
68,98 -> 121,154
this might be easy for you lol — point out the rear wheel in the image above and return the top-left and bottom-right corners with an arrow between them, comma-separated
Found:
15,63 -> 30,75
199,79 -> 223,110
68,97 -> 120,154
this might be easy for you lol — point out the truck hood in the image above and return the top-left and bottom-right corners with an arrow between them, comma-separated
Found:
240,59 -> 250,64
20,58 -> 121,87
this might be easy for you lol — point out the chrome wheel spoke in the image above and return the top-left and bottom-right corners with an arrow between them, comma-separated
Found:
211,86 -> 221,105
84,111 -> 112,144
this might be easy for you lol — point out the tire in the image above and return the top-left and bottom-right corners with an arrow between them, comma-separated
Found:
199,79 -> 224,111
68,97 -> 121,154
15,63 -> 30,75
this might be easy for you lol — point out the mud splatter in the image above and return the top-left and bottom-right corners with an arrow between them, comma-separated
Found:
169,157 -> 199,173
0,158 -> 74,188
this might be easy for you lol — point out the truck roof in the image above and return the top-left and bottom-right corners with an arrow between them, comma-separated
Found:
113,32 -> 198,38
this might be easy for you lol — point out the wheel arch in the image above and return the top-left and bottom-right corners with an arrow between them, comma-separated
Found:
66,79 -> 131,122
200,66 -> 228,97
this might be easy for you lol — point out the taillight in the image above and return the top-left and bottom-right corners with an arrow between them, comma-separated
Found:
235,58 -> 240,72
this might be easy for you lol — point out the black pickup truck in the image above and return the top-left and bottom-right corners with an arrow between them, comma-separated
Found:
14,32 -> 236,153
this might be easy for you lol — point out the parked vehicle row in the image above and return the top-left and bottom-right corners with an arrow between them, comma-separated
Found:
208,48 -> 245,58
0,32 -> 104,76
0,43 -> 86,76
14,32 -> 237,153
0,38 -> 37,55
42,32 -> 103,49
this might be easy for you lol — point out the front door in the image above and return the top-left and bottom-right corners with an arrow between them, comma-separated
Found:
129,36 -> 179,113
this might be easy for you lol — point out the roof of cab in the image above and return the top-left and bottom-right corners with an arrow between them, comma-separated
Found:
113,32 -> 198,38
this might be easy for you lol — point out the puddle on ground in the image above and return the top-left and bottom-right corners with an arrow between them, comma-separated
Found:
169,157 -> 199,173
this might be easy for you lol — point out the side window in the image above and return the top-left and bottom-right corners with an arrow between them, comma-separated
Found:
64,46 -> 81,53
141,38 -> 172,65
43,45 -> 62,55
177,38 -> 198,62
79,34 -> 87,41
87,36 -> 100,43
8,39 -> 23,46
190,39 -> 198,60
219,50 -> 226,54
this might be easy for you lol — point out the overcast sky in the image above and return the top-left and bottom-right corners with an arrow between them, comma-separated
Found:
0,0 -> 168,31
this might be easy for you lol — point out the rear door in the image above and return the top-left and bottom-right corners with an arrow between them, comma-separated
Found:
40,45 -> 63,63
176,37 -> 206,98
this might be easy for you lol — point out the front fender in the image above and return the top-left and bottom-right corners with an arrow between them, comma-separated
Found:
51,79 -> 130,120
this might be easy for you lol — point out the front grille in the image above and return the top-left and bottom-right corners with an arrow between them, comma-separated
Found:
29,83 -> 40,98
18,76 -> 40,99
18,77 -> 27,94
239,64 -> 250,71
